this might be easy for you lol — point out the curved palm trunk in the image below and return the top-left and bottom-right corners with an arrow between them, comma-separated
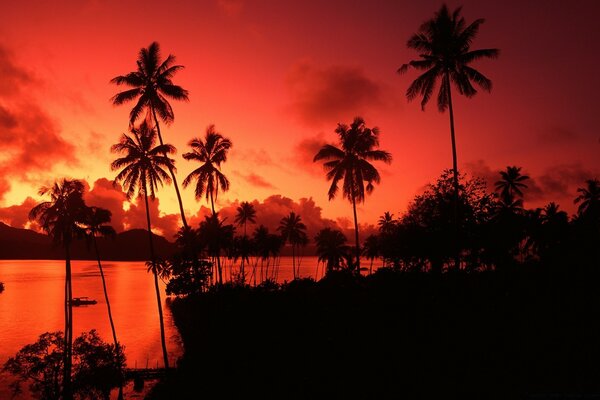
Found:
292,244 -> 296,279
63,244 -> 73,400
151,107 -> 188,229
143,191 -> 170,370
351,194 -> 361,275
92,237 -> 124,399
445,75 -> 461,271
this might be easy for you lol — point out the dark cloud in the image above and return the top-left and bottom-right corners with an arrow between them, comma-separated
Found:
233,171 -> 276,189
293,132 -> 327,176
286,61 -> 384,126
0,45 -> 33,97
0,197 -> 38,229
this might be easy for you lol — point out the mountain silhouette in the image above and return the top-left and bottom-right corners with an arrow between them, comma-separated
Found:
0,222 -> 176,260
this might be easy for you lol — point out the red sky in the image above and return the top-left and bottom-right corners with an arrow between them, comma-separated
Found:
0,0 -> 599,239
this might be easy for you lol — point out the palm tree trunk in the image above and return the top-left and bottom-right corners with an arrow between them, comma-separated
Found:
151,107 -> 188,229
292,245 -> 296,280
93,238 -> 124,399
143,191 -> 170,370
63,244 -> 73,400
351,194 -> 361,275
445,74 -> 460,271
209,192 -> 223,285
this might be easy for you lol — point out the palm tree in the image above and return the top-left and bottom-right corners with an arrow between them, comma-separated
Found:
235,201 -> 257,237
110,121 -> 175,370
182,125 -> 232,215
313,116 -> 392,273
399,5 -> 498,268
314,228 -> 351,276
110,41 -> 190,228
198,213 -> 235,285
29,179 -> 87,400
575,179 -> 600,216
362,234 -> 380,274
277,212 -> 308,279
495,166 -> 530,203
378,211 -> 397,234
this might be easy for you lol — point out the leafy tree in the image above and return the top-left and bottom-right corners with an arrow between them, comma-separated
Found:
575,178 -> 600,217
29,179 -> 87,400
198,213 -> 235,285
314,116 -> 391,273
111,121 -> 175,369
111,41 -> 190,228
3,330 -> 124,400
399,4 -> 498,267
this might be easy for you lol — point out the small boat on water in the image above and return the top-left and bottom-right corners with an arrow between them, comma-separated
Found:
71,297 -> 97,306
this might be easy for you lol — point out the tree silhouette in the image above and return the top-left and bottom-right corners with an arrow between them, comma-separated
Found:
495,166 -> 530,203
362,234 -> 381,274
314,228 -> 351,275
399,4 -> 498,268
29,179 -> 87,400
235,201 -> 257,237
110,121 -> 175,369
378,211 -> 397,235
277,212 -> 308,279
80,206 -> 123,396
575,179 -> 600,216
110,41 -> 190,228
314,116 -> 391,273
198,213 -> 234,285
182,125 -> 232,215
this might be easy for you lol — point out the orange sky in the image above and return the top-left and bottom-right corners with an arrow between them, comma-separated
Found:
0,0 -> 599,238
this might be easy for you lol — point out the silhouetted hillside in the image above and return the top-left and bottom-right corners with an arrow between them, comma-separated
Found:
0,222 -> 176,260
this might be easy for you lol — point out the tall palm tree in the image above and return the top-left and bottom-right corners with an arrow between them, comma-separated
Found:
29,179 -> 87,400
495,166 -> 530,203
277,212 -> 308,279
110,41 -> 190,228
399,4 -> 498,268
198,213 -> 234,285
110,121 -> 175,369
313,116 -> 392,273
362,234 -> 380,274
235,201 -> 257,237
182,125 -> 232,215
81,206 -> 124,399
81,208 -> 119,347
575,179 -> 600,216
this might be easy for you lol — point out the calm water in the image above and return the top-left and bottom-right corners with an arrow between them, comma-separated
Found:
0,256 -> 328,398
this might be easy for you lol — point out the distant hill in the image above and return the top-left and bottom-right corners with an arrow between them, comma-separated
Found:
0,222 -> 176,261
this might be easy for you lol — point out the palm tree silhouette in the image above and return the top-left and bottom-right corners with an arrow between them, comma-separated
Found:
495,166 -> 530,203
314,228 -> 351,276
198,213 -> 234,285
277,212 -> 308,279
110,121 -> 175,369
110,42 -> 190,228
314,116 -> 392,274
399,4 -> 498,268
29,179 -> 87,400
234,202 -> 256,282
182,125 -> 232,215
235,201 -> 257,237
575,179 -> 600,216
378,212 -> 397,234
362,234 -> 380,274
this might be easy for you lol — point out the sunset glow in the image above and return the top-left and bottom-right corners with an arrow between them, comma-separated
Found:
1,0 -> 598,239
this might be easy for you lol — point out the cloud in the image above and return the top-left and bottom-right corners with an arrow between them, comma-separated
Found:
0,197 -> 39,229
286,61 -> 384,126
293,132 -> 327,176
536,126 -> 580,145
0,45 -> 34,97
233,171 -> 276,189
0,43 -> 78,201
230,148 -> 275,167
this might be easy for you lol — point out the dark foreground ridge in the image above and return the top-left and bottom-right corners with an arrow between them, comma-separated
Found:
148,265 -> 600,399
